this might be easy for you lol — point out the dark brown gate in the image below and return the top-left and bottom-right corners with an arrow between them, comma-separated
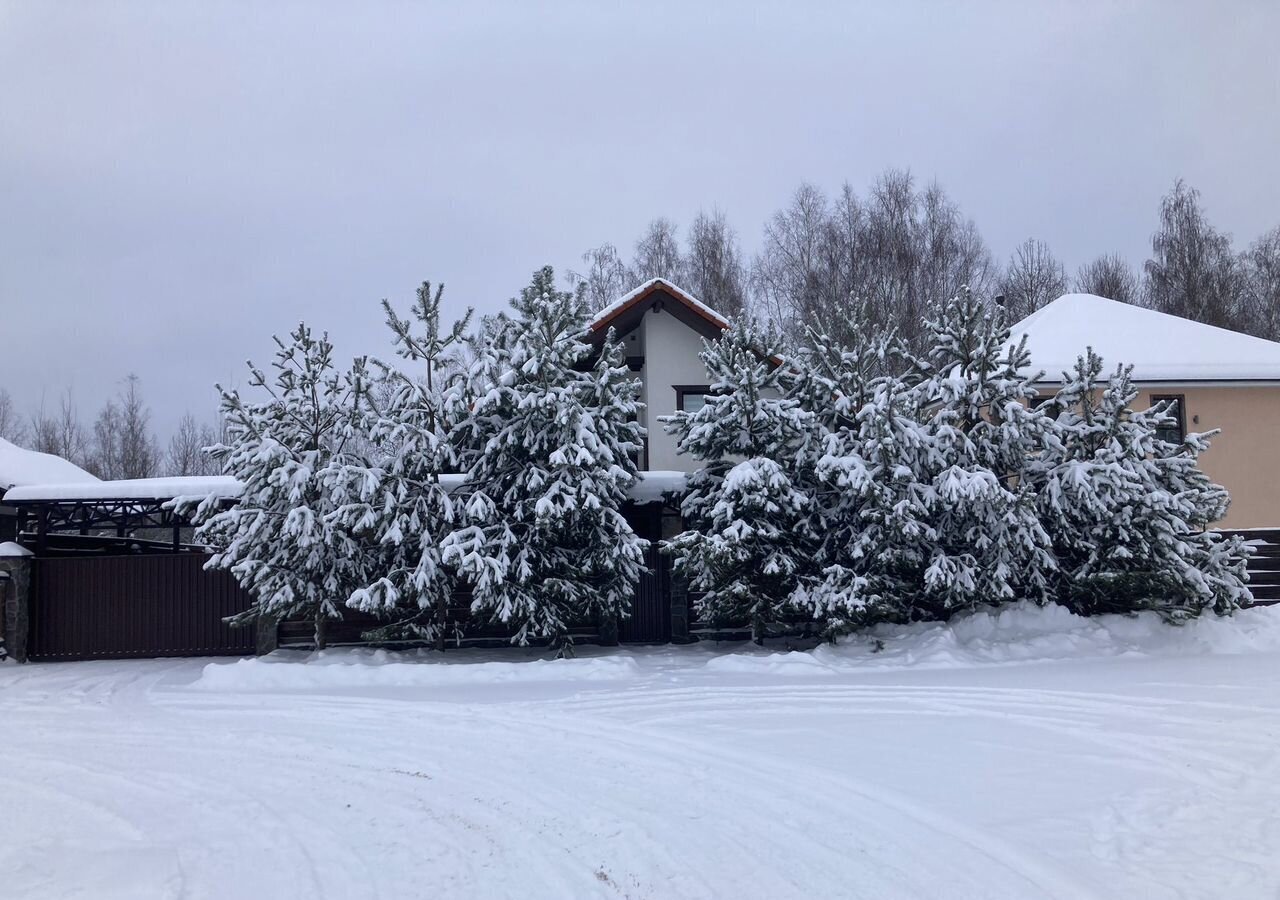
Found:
619,505 -> 671,643
29,553 -> 255,661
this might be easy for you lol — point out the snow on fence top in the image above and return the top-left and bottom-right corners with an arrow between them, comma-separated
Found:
0,437 -> 99,493
2,470 -> 689,505
1009,293 -> 1280,383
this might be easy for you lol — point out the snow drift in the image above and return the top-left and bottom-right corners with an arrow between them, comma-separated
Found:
710,601 -> 1280,675
195,648 -> 642,691
195,602 -> 1280,692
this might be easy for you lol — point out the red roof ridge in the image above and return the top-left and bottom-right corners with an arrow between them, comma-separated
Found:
589,278 -> 730,335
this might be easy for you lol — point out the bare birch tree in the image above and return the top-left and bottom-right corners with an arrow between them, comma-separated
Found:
570,242 -> 630,311
752,182 -> 834,334
0,389 -> 24,445
1240,226 -> 1280,340
630,217 -> 682,283
89,375 -> 159,479
118,375 -> 159,478
29,390 -> 87,465
999,238 -> 1067,322
1144,180 -> 1244,330
90,398 -> 123,479
681,208 -> 748,319
752,171 -> 994,352
166,413 -> 222,476
1075,253 -> 1139,304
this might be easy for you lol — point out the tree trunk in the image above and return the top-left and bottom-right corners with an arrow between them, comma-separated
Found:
435,594 -> 446,651
314,607 -> 328,652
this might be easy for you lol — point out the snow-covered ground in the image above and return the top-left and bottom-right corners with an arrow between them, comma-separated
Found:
5,604 -> 1280,899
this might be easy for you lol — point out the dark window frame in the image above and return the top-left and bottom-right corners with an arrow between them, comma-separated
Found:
1151,393 -> 1186,444
674,384 -> 713,412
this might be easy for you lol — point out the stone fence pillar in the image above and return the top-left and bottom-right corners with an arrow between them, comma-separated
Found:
0,544 -> 33,663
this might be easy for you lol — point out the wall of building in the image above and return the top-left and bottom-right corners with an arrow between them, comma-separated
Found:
1132,385 -> 1280,530
640,307 -> 714,472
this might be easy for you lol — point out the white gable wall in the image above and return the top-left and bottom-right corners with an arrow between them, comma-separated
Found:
639,306 -> 713,472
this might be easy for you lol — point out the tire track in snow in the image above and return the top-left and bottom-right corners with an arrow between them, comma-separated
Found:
480,704 -> 1102,900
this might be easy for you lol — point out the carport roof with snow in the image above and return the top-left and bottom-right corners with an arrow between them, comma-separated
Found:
1009,293 -> 1280,384
3,471 -> 688,555
0,437 -> 99,493
1,471 -> 689,506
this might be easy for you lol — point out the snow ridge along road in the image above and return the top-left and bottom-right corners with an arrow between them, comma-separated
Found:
4,606 -> 1280,899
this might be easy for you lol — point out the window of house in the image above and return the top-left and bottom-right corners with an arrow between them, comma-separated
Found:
674,385 -> 712,412
1151,394 -> 1186,444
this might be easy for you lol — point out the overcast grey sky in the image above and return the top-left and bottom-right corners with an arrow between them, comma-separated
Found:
2,1 -> 1278,441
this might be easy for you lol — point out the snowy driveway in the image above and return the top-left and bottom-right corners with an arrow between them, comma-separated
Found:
4,612 -> 1280,899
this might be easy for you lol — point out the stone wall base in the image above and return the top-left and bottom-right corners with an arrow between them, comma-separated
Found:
0,556 -> 32,663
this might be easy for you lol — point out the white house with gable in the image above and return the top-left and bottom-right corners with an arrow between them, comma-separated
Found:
585,278 -> 730,472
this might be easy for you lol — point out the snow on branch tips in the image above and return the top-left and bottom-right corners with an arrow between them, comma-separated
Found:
667,288 -> 1250,643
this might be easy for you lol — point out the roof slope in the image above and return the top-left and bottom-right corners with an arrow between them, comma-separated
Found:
0,437 -> 99,492
589,278 -> 729,336
1009,293 -> 1280,383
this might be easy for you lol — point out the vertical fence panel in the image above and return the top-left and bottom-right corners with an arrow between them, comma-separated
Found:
28,554 -> 255,661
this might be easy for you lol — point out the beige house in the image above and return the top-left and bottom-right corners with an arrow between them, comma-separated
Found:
1010,294 -> 1280,530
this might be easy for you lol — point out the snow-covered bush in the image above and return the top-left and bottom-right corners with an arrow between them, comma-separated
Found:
182,324 -> 374,649
441,267 -> 646,654
327,282 -> 473,644
1034,350 -> 1251,618
665,320 -> 818,642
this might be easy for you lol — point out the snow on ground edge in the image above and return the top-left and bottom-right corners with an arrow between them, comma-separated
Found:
192,602 -> 1280,691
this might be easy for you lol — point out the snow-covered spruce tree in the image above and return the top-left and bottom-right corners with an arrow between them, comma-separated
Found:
786,296 -> 910,633
804,375 -> 941,634
440,267 -> 646,655
889,289 -> 1056,621
1035,350 -> 1251,618
181,324 -> 373,650
327,282 -> 474,646
664,319 -> 818,643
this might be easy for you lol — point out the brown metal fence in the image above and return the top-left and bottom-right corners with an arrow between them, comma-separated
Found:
277,592 -> 606,649
29,553 -> 255,661
1223,529 -> 1280,605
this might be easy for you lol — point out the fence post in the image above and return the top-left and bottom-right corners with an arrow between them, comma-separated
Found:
669,572 -> 692,643
597,610 -> 619,646
255,612 -> 279,656
0,546 -> 33,663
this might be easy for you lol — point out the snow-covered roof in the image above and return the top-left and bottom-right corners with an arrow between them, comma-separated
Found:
3,475 -> 243,504
0,541 -> 33,558
2,471 -> 688,504
590,278 -> 729,335
1009,293 -> 1280,383
0,437 -> 98,493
